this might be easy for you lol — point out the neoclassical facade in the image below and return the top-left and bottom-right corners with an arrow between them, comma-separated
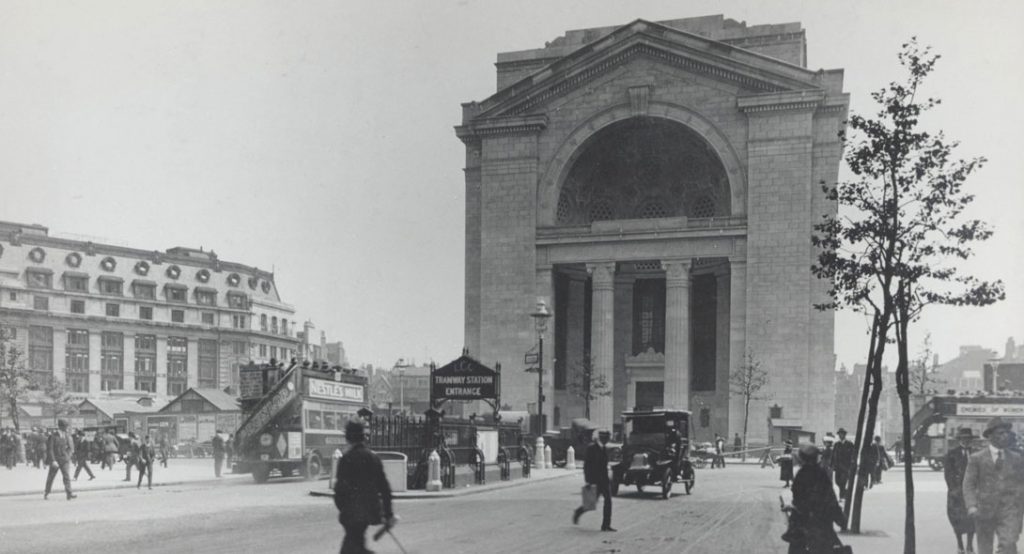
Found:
457,16 -> 847,442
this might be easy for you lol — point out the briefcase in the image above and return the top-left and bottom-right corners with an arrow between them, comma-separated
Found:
581,485 -> 597,511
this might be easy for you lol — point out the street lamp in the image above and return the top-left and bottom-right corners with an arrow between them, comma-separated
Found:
529,299 -> 552,435
393,358 -> 412,415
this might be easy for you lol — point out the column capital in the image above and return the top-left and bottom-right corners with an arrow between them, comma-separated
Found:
660,259 -> 692,286
586,262 -> 616,289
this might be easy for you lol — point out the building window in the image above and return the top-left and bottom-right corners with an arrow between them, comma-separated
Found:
167,336 -> 188,396
66,329 -> 90,393
281,320 -> 288,336
133,282 -> 156,300
135,334 -> 157,393
260,314 -> 268,331
166,285 -> 187,303
201,312 -> 215,325
26,269 -> 53,289
195,290 -> 216,306
227,293 -> 247,310
8,292 -> 15,301
259,344 -> 267,358
101,331 -> 124,391
64,275 -> 88,292
33,295 -> 49,311
199,339 -> 218,388
233,341 -> 247,356
232,315 -> 246,329
271,317 -> 278,334
98,277 -> 123,296
105,303 -> 120,317
171,309 -> 185,323
28,325 -> 53,385
70,300 -> 85,314
139,306 -> 153,320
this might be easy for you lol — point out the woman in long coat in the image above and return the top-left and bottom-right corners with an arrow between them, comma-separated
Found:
779,441 -> 795,488
784,445 -> 847,554
944,428 -> 975,554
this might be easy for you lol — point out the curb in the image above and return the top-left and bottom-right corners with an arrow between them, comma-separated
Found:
310,468 -> 580,500
0,474 -> 249,498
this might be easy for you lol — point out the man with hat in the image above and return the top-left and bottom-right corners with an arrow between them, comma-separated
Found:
43,419 -> 76,500
572,428 -> 614,531
945,427 -> 976,554
334,419 -> 395,553
832,428 -> 855,501
963,417 -> 1024,554
821,433 -> 836,483
783,445 -> 847,553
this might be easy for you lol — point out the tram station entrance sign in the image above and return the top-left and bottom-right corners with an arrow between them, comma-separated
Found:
430,352 -> 501,412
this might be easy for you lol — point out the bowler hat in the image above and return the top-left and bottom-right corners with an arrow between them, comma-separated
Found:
837,428 -> 847,435
956,428 -> 975,439
983,417 -> 1012,438
345,420 -> 366,443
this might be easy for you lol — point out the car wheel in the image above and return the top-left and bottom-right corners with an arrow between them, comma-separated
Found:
661,468 -> 673,499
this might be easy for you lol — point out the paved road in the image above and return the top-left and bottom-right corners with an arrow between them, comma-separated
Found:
0,464 -> 953,554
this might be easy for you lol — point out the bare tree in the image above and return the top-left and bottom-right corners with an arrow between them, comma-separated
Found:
567,355 -> 611,421
0,327 -> 32,431
813,40 -> 1003,552
728,351 -> 770,461
909,332 -> 944,400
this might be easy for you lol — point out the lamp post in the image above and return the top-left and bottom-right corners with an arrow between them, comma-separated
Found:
393,358 -> 411,415
530,299 -> 552,436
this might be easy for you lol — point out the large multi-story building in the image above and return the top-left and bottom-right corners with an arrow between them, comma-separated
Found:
0,220 -> 299,399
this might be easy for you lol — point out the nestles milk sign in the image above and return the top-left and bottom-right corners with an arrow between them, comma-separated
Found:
956,403 -> 1024,418
307,378 -> 364,403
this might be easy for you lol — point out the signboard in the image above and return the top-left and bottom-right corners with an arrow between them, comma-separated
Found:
956,403 -> 1024,418
431,355 -> 499,402
307,378 -> 364,403
240,368 -> 265,398
524,352 -> 539,365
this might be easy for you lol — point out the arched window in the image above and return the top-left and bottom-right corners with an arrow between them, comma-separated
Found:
260,314 -> 268,332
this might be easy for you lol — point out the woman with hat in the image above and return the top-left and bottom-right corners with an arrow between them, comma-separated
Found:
944,427 -> 976,554
778,440 -> 795,488
782,445 -> 847,553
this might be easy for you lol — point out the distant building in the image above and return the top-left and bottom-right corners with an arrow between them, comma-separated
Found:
834,364 -> 902,443
984,337 -> 1024,392
934,345 -> 997,393
0,220 -> 298,403
325,341 -> 347,366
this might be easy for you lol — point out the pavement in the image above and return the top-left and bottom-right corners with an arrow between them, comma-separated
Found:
309,465 -> 580,499
0,457 -> 247,497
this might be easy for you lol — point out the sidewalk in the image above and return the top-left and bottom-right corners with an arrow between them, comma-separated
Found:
310,466 -> 581,500
0,458 -> 247,498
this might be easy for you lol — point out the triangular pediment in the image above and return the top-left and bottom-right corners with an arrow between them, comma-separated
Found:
466,19 -> 826,122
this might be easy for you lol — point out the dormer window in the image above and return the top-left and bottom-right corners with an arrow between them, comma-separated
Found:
26,268 -> 53,289
195,288 -> 217,306
165,283 -> 188,303
227,292 -> 248,310
97,276 -> 123,296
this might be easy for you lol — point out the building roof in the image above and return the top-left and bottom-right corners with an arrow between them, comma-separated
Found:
159,387 -> 240,413
79,397 -> 166,419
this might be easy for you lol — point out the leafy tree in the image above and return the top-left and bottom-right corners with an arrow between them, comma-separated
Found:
813,39 -> 1003,552
567,355 -> 611,420
728,351 -> 770,461
0,327 -> 32,431
42,378 -> 78,426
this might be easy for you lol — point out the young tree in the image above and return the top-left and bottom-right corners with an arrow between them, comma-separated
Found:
0,327 -> 32,431
909,332 -> 944,401
813,40 -> 1003,553
567,355 -> 611,420
42,378 -> 78,427
728,351 -> 769,462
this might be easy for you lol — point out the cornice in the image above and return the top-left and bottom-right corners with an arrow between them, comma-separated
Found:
455,114 -> 548,142
737,90 -> 849,115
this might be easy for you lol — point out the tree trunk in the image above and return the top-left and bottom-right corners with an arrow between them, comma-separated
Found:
848,309 -> 890,532
896,305 -> 916,554
742,395 -> 750,463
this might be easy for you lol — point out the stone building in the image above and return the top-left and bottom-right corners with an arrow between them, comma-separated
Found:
0,220 -> 298,400
456,15 -> 848,441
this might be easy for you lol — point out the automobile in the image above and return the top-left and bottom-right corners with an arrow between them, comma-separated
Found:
545,418 -> 622,467
611,409 -> 695,499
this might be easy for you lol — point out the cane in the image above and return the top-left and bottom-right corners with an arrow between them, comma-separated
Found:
373,518 -> 407,554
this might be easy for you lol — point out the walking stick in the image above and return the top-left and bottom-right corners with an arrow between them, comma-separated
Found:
373,519 -> 407,554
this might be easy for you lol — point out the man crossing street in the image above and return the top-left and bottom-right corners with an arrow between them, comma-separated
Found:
43,419 -> 76,501
572,429 -> 615,532
832,428 -> 855,501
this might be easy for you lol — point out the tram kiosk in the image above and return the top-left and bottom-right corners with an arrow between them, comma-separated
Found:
234,360 -> 369,483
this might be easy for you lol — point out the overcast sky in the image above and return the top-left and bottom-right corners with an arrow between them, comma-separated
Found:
1,0 -> 1021,371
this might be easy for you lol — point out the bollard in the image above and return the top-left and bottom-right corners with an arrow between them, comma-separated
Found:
534,436 -> 545,470
426,449 -> 443,492
566,446 -> 576,470
328,448 -> 342,490
544,445 -> 553,469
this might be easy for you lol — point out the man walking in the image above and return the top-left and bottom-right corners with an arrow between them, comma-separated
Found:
334,420 -> 395,554
963,417 -> 1024,554
714,434 -> 727,468
832,428 -> 855,500
211,430 -> 225,478
572,429 -> 615,532
136,435 -> 155,490
44,419 -> 76,500
123,432 -> 140,482
72,430 -> 95,481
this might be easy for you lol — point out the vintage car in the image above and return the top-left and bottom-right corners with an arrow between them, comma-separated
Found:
611,409 -> 695,499
545,418 -> 621,467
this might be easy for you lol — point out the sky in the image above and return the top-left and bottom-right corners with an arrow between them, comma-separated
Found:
1,0 -> 1021,370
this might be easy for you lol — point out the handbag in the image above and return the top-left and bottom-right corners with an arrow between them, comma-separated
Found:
581,484 -> 598,511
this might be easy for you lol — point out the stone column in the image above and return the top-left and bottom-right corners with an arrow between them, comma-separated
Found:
536,265 -> 555,431
715,269 -> 731,435
88,330 -> 102,393
187,338 -> 199,390
727,258 -> 749,439
52,326 -> 67,385
662,260 -> 692,410
587,262 -> 616,430
156,336 -> 168,395
123,333 -> 136,391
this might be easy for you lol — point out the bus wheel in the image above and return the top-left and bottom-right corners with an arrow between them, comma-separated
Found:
252,463 -> 270,484
305,453 -> 323,480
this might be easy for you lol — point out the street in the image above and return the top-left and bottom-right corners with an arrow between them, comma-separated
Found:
0,463 -> 955,554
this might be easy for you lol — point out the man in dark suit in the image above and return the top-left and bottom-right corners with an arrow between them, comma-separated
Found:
832,428 -> 855,500
572,428 -> 614,532
72,430 -> 95,481
44,419 -> 76,500
334,420 -> 395,554
945,427 -> 976,554
963,417 -> 1024,554
136,435 -> 155,490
